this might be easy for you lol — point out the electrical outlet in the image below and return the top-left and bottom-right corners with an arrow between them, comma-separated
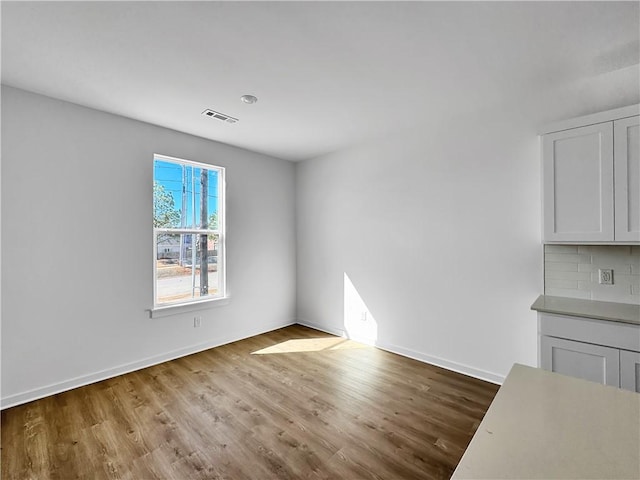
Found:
599,269 -> 614,285
194,316 -> 202,328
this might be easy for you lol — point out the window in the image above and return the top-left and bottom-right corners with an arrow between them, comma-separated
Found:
153,154 -> 225,308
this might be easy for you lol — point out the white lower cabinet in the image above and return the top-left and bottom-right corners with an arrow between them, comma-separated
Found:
538,312 -> 640,392
620,350 -> 640,393
541,336 -> 620,387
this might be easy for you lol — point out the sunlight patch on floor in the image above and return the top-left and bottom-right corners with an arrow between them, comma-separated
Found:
251,337 -> 368,355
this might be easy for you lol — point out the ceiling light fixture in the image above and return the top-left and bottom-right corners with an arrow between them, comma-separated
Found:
240,94 -> 258,104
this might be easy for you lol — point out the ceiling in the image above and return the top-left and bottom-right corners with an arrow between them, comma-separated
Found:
2,1 -> 639,161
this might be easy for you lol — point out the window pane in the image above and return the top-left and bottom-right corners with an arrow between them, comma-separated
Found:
207,169 -> 220,229
153,159 -> 219,230
156,233 -> 220,304
153,160 -> 183,228
190,167 -> 220,230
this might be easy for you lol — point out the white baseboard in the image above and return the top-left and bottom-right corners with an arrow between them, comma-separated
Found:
297,319 -> 504,385
374,341 -> 504,385
296,319 -> 347,338
2,319 -> 503,409
1,320 -> 295,410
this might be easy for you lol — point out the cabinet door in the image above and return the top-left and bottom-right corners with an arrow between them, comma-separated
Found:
543,123 -> 614,242
614,116 -> 640,242
541,336 -> 619,387
620,350 -> 640,393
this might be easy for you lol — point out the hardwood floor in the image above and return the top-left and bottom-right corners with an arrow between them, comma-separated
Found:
1,325 -> 499,479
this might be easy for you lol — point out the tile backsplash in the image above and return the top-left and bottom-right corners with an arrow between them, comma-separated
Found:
544,245 -> 640,305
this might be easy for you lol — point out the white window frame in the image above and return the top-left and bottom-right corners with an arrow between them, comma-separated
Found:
152,154 -> 226,312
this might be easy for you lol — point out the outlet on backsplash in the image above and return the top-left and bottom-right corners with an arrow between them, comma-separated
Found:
544,245 -> 640,304
599,269 -> 614,285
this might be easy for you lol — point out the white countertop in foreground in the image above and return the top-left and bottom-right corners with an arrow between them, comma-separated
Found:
531,294 -> 640,325
452,364 -> 640,479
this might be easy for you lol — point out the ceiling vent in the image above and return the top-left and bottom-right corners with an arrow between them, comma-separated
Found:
201,109 -> 238,124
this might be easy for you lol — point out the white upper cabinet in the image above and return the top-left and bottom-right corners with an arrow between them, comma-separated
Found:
614,116 -> 640,242
541,105 -> 640,243
543,123 -> 614,242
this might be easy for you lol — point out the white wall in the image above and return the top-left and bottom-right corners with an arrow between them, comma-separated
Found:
295,68 -> 640,383
3,62 -> 638,406
1,86 -> 296,407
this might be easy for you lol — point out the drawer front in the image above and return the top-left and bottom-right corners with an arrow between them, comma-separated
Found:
539,313 -> 640,352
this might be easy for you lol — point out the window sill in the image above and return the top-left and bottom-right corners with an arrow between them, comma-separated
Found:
149,296 -> 230,318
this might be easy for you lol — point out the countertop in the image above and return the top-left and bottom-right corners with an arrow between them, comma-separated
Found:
451,364 -> 640,479
531,294 -> 640,325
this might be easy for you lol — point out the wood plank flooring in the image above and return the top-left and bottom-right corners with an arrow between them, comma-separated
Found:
1,325 -> 499,479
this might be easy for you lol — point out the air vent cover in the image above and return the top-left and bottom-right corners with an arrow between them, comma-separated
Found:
202,109 -> 238,124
